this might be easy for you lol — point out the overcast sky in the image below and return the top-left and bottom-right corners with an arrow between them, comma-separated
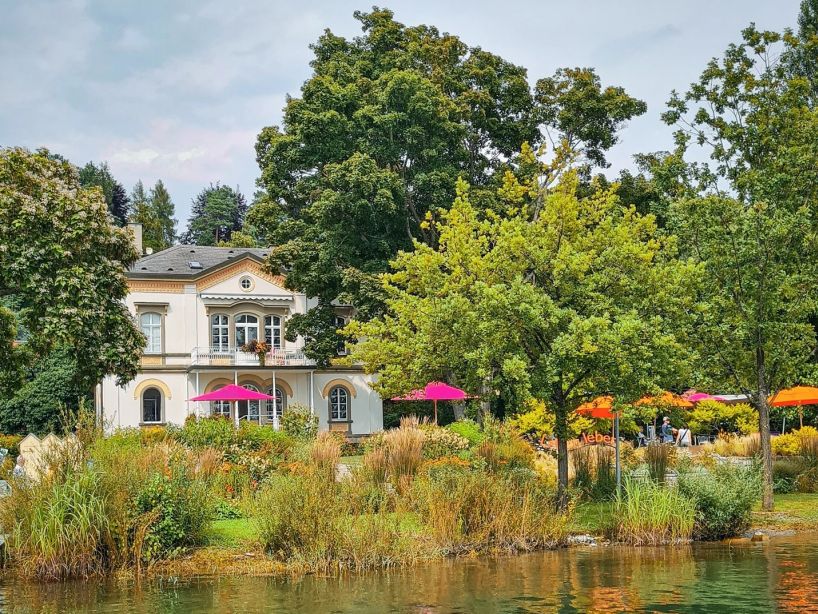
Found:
1,0 -> 802,227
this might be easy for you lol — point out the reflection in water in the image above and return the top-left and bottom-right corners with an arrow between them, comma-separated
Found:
2,536 -> 817,613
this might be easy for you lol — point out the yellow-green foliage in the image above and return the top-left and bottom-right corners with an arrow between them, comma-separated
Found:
773,433 -> 800,456
0,433 -> 23,456
686,401 -> 757,435
508,399 -> 593,440
773,427 -> 818,457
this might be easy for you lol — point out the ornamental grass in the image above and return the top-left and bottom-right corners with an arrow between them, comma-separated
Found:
607,478 -> 695,546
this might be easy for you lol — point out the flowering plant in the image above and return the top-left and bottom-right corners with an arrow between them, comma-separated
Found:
241,339 -> 271,366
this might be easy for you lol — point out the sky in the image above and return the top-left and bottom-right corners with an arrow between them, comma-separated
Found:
1,0 -> 803,229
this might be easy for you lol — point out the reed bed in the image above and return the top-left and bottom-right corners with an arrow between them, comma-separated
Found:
607,478 -> 695,545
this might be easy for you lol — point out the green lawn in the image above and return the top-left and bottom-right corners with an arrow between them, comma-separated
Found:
752,493 -> 818,530
572,493 -> 818,536
207,518 -> 258,548
570,500 -> 614,535
339,454 -> 364,467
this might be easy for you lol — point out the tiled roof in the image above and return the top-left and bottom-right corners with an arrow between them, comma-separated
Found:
127,245 -> 271,278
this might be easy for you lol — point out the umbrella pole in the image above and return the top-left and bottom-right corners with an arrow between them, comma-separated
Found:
615,413 -> 621,495
433,400 -> 438,425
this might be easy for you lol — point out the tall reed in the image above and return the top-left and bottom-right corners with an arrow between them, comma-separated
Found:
645,443 -> 674,483
607,478 -> 695,545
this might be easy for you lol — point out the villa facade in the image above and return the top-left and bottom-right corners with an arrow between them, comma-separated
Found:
96,236 -> 383,436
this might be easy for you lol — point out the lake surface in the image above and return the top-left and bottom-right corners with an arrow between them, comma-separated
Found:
2,536 -> 817,613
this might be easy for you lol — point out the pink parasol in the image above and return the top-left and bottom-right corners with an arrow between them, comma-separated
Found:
190,384 -> 274,402
391,382 -> 474,424
685,392 -> 727,403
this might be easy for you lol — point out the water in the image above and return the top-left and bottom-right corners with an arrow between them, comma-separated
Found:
2,536 -> 818,613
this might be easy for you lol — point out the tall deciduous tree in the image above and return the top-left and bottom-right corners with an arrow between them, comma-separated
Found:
251,7 -> 646,364
664,26 -> 818,511
78,161 -> 129,226
0,147 -> 144,400
350,170 -> 698,503
182,184 -> 247,245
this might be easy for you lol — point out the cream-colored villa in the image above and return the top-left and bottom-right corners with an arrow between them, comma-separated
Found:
95,229 -> 383,436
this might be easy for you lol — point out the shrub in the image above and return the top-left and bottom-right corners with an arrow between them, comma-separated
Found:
446,419 -> 484,446
607,478 -> 695,545
176,416 -> 235,449
686,401 -> 757,436
773,459 -> 803,493
794,468 -> 818,493
134,468 -> 212,563
419,424 -> 470,459
281,403 -> 319,441
236,422 -> 294,459
677,463 -> 760,540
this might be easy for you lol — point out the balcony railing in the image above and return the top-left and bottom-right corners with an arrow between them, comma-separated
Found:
191,347 -> 315,367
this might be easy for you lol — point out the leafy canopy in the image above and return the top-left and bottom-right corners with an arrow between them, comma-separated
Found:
0,148 -> 144,397
182,184 -> 248,246
663,23 -> 818,509
251,8 -> 646,364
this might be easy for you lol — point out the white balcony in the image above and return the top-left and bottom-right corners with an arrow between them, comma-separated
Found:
190,347 -> 315,367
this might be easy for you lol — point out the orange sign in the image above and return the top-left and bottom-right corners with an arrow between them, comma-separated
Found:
580,432 -> 614,445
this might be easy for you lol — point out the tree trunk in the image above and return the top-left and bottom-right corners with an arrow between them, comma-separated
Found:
755,349 -> 774,512
554,402 -> 570,510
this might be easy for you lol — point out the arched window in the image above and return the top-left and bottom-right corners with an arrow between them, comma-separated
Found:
264,315 -> 282,349
142,387 -> 162,423
235,314 -> 259,347
329,386 -> 349,422
211,314 -> 229,351
265,386 -> 286,420
238,384 -> 260,422
140,312 -> 162,354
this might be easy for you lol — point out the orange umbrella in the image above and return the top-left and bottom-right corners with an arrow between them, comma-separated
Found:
575,396 -> 621,492
769,386 -> 818,428
576,396 -> 616,419
634,391 -> 694,408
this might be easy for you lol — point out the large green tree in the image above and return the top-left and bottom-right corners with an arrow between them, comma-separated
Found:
0,148 -> 145,412
78,161 -> 130,226
350,165 -> 698,503
663,25 -> 818,510
251,7 -> 646,364
182,184 -> 247,245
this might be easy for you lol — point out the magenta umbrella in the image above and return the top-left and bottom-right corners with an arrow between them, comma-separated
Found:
685,392 -> 727,403
190,384 -> 274,426
190,384 -> 274,402
392,382 -> 473,424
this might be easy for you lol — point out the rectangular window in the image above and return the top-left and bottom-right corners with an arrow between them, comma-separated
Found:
264,315 -> 282,349
140,312 -> 162,354
211,314 -> 229,351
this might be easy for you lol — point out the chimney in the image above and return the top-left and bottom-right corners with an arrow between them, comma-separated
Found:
127,222 -> 143,255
